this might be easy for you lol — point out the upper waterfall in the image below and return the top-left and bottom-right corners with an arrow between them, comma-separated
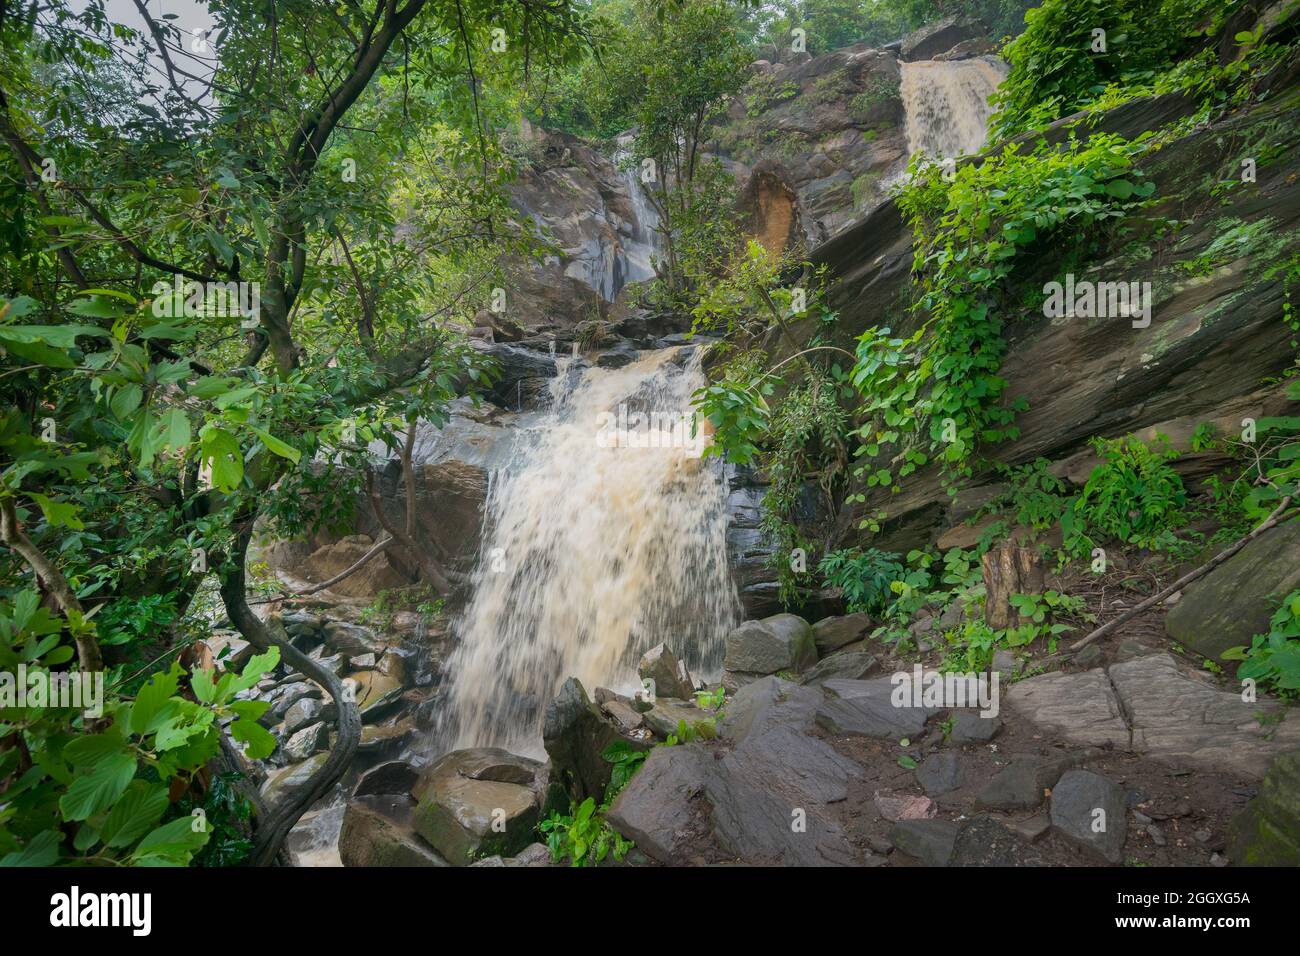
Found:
899,56 -> 1009,164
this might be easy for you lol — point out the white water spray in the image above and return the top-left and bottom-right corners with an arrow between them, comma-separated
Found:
434,347 -> 740,757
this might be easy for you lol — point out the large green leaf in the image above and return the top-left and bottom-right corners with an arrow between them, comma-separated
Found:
100,780 -> 170,849
59,752 -> 137,821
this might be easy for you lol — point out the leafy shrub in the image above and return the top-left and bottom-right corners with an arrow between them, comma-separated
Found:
1223,587 -> 1300,699
539,797 -> 633,868
0,591 -> 280,866
819,548 -> 905,616
1063,433 -> 1186,553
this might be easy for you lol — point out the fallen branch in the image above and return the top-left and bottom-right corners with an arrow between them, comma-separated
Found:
1069,495 -> 1295,655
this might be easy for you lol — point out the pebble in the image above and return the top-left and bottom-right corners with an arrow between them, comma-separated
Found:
1146,824 -> 1167,847
1194,829 -> 1212,844
1133,810 -> 1153,826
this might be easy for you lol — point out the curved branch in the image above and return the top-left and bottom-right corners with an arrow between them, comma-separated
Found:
218,526 -> 360,867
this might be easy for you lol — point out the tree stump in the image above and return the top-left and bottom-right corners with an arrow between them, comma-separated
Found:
982,542 -> 1045,629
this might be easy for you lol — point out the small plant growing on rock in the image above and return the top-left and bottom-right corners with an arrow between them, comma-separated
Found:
1222,588 -> 1300,699
539,797 -> 633,868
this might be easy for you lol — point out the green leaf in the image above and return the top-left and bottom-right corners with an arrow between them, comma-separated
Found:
63,728 -> 128,768
100,780 -> 170,848
29,492 -> 83,530
59,753 -> 137,821
130,815 -> 209,866
252,427 -> 301,465
0,830 -> 62,866
157,408 -> 192,453
110,383 -> 143,420
131,664 -> 181,735
230,718 -> 277,759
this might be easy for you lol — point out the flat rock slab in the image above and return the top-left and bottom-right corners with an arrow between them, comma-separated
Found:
1004,669 -> 1128,748
816,678 -> 941,739
1108,654 -> 1300,779
1009,654 -> 1300,779
799,650 -> 878,686
915,752 -> 964,796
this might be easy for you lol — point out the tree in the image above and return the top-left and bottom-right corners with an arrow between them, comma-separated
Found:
0,0 -> 587,866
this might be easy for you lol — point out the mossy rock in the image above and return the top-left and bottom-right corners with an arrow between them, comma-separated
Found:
1229,750 -> 1300,866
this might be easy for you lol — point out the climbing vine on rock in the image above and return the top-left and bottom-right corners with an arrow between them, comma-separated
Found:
847,132 -> 1158,518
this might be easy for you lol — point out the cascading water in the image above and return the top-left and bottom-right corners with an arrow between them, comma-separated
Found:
899,56 -> 1008,163
432,347 -> 740,758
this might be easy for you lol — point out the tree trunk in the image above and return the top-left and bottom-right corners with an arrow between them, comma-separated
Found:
982,542 -> 1045,629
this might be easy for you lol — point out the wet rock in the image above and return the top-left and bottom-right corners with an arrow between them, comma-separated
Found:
637,643 -> 696,699
606,746 -> 713,865
600,699 -> 645,733
642,699 -> 715,741
322,621 -> 381,657
915,752 -> 964,796
283,722 -> 329,761
543,677 -> 641,810
261,752 -> 328,805
410,748 -> 542,865
354,760 -> 419,798
811,613 -> 874,656
949,709 -> 1001,744
282,697 -> 323,737
723,613 -> 818,676
357,719 -> 416,758
1050,769 -> 1128,864
1229,749 -> 1300,865
951,816 -> 1047,866
889,819 -> 959,866
340,795 -> 449,867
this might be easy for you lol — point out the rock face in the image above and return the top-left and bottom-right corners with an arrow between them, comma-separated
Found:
409,748 -> 543,865
710,44 -> 907,242
806,79 -> 1300,556
1229,749 -> 1300,865
815,677 -> 941,738
1165,520 -> 1300,662
899,17 -> 988,61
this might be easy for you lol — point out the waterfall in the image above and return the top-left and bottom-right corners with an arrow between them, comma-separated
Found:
432,347 -> 741,758
612,135 -> 662,290
899,56 -> 1008,164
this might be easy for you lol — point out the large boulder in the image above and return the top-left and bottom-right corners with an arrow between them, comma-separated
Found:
811,612 -> 874,655
339,795 -> 450,867
723,614 -> 818,677
605,746 -> 714,865
410,748 -> 543,865
1165,519 -> 1300,663
1229,749 -> 1300,865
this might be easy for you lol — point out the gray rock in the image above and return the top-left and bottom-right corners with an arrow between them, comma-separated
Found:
410,748 -> 542,865
799,650 -> 878,686
260,752 -> 328,805
900,15 -> 988,61
339,794 -> 449,867
889,819 -> 959,866
641,699 -> 714,741
949,709 -> 1001,744
1010,815 -> 1052,843
606,746 -> 712,865
322,621 -> 381,656
815,678 -> 941,739
349,652 -> 377,670
282,697 -> 323,737
600,699 -> 645,733
811,613 -> 874,655
1050,769 -> 1128,864
283,721 -> 328,761
991,649 -> 1018,677
951,816 -> 1047,866
915,752 -> 964,796
1005,668 -> 1129,749
543,677 -> 643,810
1075,644 -> 1104,670
637,643 -> 695,699
976,754 -> 1081,810
1166,519 -> 1300,663
723,614 -> 817,675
